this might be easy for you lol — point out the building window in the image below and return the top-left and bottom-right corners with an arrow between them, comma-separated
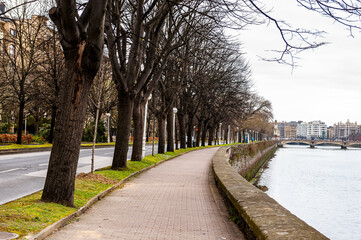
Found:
9,44 -> 15,56
10,28 -> 16,37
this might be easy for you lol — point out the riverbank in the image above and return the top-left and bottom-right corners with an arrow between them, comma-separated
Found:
212,143 -> 328,239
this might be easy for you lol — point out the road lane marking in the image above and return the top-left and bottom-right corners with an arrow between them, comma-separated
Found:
0,168 -> 26,174
38,163 -> 48,166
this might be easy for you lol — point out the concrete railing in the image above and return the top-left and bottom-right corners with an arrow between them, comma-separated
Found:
212,146 -> 329,240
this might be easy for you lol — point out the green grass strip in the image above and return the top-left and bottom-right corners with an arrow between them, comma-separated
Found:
0,143 -> 239,239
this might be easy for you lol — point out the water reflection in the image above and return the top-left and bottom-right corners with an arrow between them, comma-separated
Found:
258,145 -> 361,240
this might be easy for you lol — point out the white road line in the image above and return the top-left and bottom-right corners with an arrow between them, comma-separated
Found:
38,163 -> 48,166
0,168 -> 26,174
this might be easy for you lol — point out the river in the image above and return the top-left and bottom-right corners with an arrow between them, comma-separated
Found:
257,145 -> 361,240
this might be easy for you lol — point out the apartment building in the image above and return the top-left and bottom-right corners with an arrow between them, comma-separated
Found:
307,120 -> 327,139
296,121 -> 308,139
327,126 -> 335,139
284,121 -> 297,139
333,120 -> 360,139
277,121 -> 285,138
273,121 -> 280,137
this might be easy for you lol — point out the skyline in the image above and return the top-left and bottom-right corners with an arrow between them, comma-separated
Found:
239,1 -> 361,126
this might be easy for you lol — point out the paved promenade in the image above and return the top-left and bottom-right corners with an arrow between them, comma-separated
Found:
46,148 -> 244,240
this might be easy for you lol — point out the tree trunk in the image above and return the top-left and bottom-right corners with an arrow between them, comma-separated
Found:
131,97 -> 145,162
178,114 -> 186,149
49,104 -> 57,143
187,115 -> 194,148
158,115 -> 166,154
167,108 -> 174,152
208,125 -> 215,146
34,115 -> 40,135
196,120 -> 203,147
146,114 -> 151,143
16,101 -> 25,144
41,0 -> 107,207
41,58 -> 93,207
112,92 -> 134,169
201,120 -> 208,147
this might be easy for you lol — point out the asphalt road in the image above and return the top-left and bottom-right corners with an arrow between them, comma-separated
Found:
0,145 -> 158,205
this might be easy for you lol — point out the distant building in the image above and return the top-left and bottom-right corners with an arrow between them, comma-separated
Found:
327,126 -> 335,139
297,121 -> 308,139
277,121 -> 285,138
307,121 -> 327,139
333,120 -> 360,139
273,121 -> 280,138
284,121 -> 297,139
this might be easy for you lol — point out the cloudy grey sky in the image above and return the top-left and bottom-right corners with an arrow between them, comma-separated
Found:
239,0 -> 361,126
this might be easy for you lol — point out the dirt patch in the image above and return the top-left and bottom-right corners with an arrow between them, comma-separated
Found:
76,173 -> 118,185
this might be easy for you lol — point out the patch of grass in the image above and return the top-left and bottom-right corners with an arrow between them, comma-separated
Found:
0,142 -> 240,238
0,142 -> 120,150
0,144 -> 53,150
0,176 -> 114,239
80,142 -> 116,147
0,192 -> 75,238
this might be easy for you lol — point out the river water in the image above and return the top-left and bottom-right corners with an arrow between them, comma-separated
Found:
257,145 -> 361,240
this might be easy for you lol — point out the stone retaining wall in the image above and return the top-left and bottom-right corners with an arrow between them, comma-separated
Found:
212,146 -> 329,240
228,142 -> 276,181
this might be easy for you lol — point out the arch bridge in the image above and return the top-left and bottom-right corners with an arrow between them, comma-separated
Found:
278,140 -> 361,149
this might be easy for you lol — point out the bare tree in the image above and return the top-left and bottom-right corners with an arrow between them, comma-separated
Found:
0,2 -> 49,144
87,57 -> 117,122
105,0 -> 199,166
41,0 -> 108,207
297,0 -> 361,35
32,22 -> 65,143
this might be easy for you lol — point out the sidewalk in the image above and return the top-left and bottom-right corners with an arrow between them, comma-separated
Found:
46,148 -> 245,240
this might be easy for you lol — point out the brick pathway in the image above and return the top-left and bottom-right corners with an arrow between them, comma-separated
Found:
46,148 -> 244,240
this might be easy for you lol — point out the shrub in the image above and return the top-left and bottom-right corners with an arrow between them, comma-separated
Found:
39,123 -> 51,141
0,134 -> 16,143
22,134 -> 34,143
82,120 -> 107,143
0,123 -> 10,133
33,135 -> 45,144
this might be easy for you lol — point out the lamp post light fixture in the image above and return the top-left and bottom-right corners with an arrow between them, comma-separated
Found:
106,113 -> 111,144
173,107 -> 178,149
142,94 -> 152,159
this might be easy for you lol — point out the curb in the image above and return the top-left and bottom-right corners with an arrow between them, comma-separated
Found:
29,149 -> 199,240
0,145 -> 115,155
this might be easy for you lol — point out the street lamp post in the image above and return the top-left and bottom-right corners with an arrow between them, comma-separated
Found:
219,123 -> 222,145
142,94 -> 152,159
173,107 -> 177,150
106,113 -> 111,144
24,118 -> 27,135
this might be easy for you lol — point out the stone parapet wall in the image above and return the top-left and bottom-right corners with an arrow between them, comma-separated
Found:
228,141 -> 276,180
212,146 -> 329,240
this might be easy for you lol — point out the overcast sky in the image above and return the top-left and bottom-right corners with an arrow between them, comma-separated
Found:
239,0 -> 361,126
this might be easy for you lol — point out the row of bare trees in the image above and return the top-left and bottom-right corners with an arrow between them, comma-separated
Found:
2,0 -> 353,207
45,0 -> 276,207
